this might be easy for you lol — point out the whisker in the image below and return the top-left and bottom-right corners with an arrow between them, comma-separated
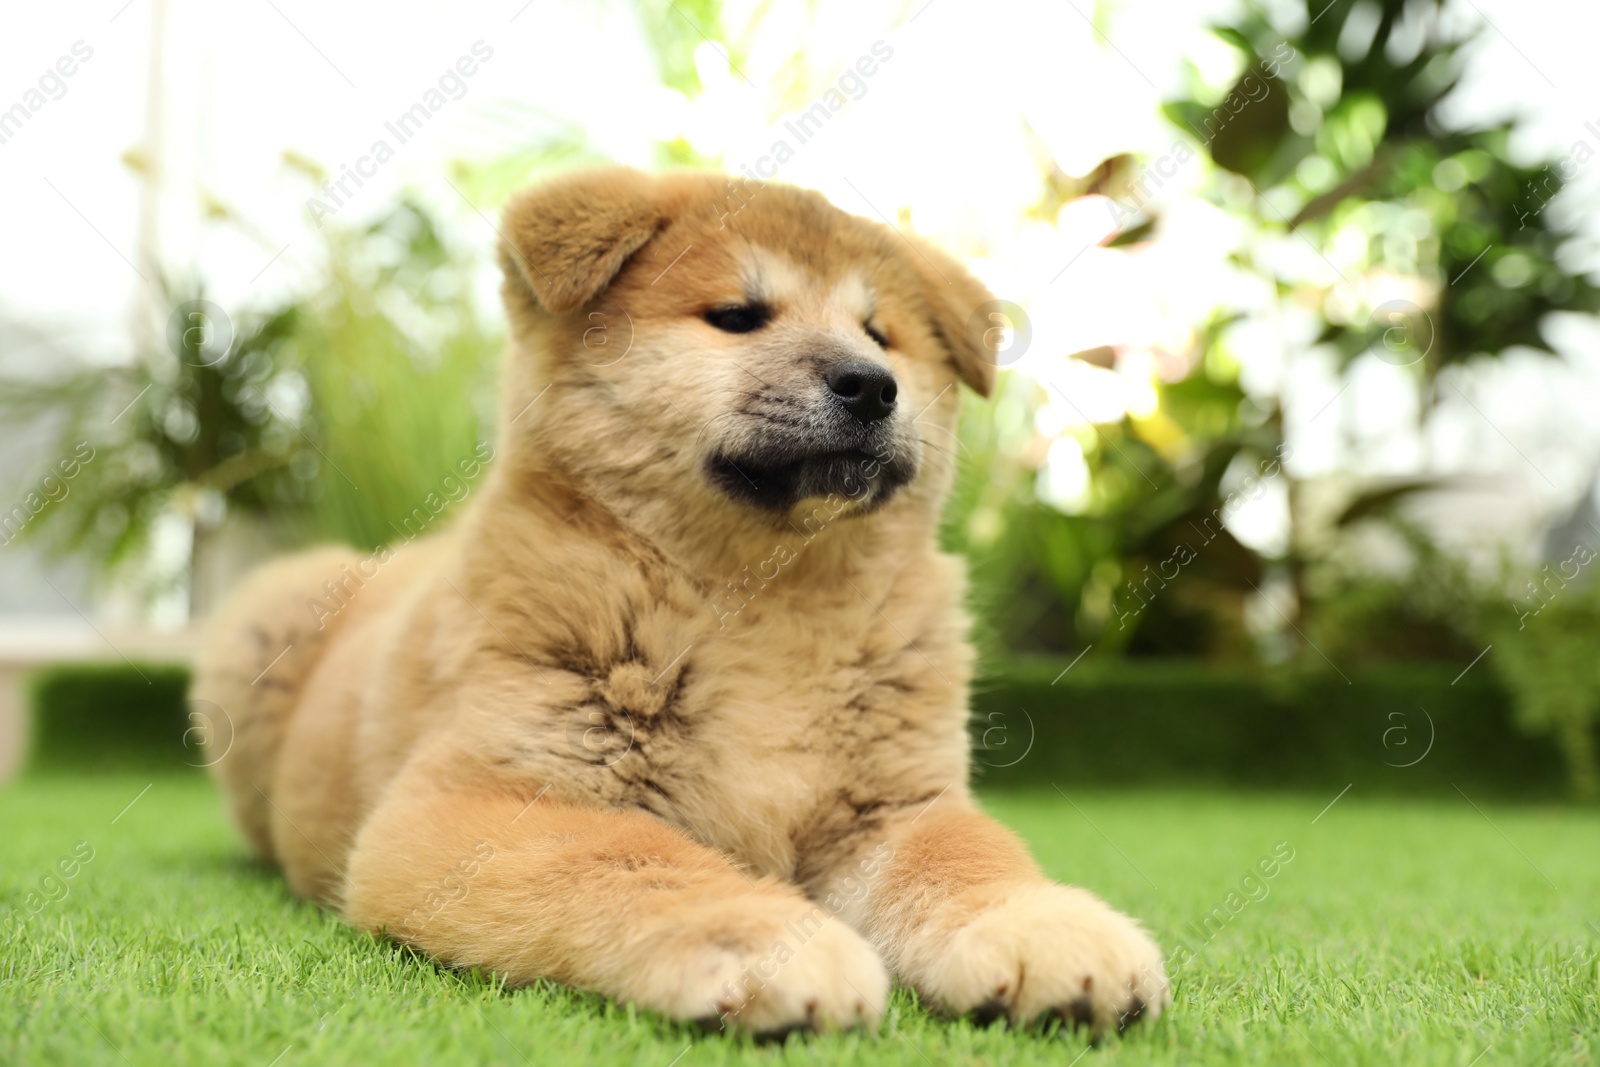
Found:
914,424 -> 973,461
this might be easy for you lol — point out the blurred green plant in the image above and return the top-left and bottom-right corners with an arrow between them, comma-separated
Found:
1300,516 -> 1485,665
287,198 -> 500,551
944,366 -> 1274,661
1168,0 -> 1600,737
26,662 -> 192,774
0,282 -> 305,590
0,196 -> 499,605
1481,551 -> 1600,801
1173,0 -> 1600,375
951,0 -> 1600,669
1289,502 -> 1600,798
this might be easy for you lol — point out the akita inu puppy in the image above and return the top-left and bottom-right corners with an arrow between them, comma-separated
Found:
195,166 -> 1168,1038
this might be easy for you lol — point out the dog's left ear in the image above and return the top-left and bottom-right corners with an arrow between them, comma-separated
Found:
903,235 -> 1000,398
498,166 -> 665,315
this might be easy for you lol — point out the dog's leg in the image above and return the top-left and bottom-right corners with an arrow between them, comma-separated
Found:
824,801 -> 1168,1035
342,771 -> 887,1034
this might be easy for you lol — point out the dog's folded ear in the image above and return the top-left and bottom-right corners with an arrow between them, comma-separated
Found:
902,235 -> 1001,398
498,166 -> 665,315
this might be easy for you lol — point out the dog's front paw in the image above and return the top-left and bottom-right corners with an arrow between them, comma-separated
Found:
902,883 -> 1168,1036
657,899 -> 888,1038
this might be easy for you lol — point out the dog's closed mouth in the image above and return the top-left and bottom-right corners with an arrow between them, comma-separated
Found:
707,445 -> 913,513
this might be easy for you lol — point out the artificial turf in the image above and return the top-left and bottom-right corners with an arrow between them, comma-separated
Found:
1,772 -> 1595,1066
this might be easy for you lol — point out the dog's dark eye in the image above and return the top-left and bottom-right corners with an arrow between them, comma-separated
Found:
864,323 -> 889,349
704,304 -> 771,334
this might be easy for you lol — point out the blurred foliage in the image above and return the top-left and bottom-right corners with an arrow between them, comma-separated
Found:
1482,546 -> 1600,801
975,657 -> 1565,800
1300,518 -> 1485,666
1175,0 -> 1600,373
0,285 -> 305,584
634,0 -> 724,97
443,0 -> 725,209
289,201 -> 499,551
0,198 -> 499,596
26,662 -> 192,774
943,365 -> 1274,660
1159,0 -> 1600,791
1292,506 -> 1600,799
950,0 -> 1600,681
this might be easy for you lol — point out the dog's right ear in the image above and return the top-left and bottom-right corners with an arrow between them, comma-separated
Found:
498,167 -> 665,315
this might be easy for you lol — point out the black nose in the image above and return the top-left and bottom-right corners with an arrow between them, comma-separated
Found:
825,359 -> 898,423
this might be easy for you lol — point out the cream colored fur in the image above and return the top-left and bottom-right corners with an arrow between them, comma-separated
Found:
192,167 -> 1168,1038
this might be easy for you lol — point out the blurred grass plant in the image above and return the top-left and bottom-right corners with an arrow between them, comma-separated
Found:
0,196 -> 500,605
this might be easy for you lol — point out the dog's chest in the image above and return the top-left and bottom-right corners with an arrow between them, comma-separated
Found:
542,594 -> 967,879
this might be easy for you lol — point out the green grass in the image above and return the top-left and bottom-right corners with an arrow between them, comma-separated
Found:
1,774 -> 1596,1066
